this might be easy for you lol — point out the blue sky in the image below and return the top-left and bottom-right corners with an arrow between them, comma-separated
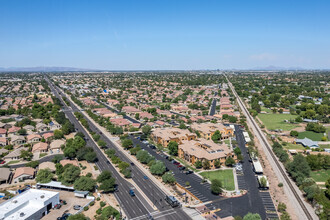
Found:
0,0 -> 329,70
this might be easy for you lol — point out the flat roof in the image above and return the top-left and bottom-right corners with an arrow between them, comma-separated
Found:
37,181 -> 74,190
252,160 -> 263,173
0,189 -> 59,220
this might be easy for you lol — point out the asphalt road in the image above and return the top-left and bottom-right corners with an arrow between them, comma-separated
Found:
46,78 -> 154,219
209,99 -> 217,116
8,154 -> 63,169
48,78 -> 191,220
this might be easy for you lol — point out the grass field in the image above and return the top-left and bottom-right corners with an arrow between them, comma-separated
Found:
257,114 -> 299,131
200,169 -> 235,191
260,107 -> 272,113
298,131 -> 325,141
310,169 -> 330,182
319,144 -> 330,149
282,143 -> 305,150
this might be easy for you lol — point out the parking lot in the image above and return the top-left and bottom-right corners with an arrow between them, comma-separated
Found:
41,189 -> 92,220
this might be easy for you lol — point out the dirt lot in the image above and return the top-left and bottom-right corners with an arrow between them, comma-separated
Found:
42,189 -> 92,220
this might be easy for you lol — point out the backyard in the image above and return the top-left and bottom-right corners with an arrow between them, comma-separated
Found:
282,143 -> 305,150
298,131 -> 325,141
257,113 -> 299,131
200,169 -> 235,191
310,169 -> 330,183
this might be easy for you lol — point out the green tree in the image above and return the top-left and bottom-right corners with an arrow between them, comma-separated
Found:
225,156 -> 236,167
290,130 -> 299,137
259,176 -> 268,188
277,202 -> 287,212
121,139 -> 133,149
243,213 -> 261,220
74,176 -> 96,192
67,213 -> 89,220
97,171 -> 112,183
280,212 -> 291,220
195,160 -> 202,169
202,160 -> 211,169
287,154 -> 311,186
211,179 -> 223,194
99,206 -> 120,220
179,123 -> 187,129
150,161 -> 166,175
36,168 -> 54,183
54,129 -> 64,139
52,154 -> 64,163
142,125 -> 152,135
97,140 -> 107,148
325,177 -> 330,199
20,150 -> 33,161
211,130 -> 221,142
61,164 -> 81,186
99,178 -> 116,193
168,141 -> 178,156
26,160 -> 39,168
162,173 -> 176,185
17,129 -> 27,135
214,159 -> 221,168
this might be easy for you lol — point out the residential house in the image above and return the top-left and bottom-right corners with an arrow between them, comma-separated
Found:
27,134 -> 41,143
36,123 -> 48,133
23,125 -> 34,133
0,137 -> 7,146
49,121 -> 62,131
3,147 -> 28,161
39,161 -> 56,172
50,139 -> 65,153
295,138 -> 319,148
12,167 -> 35,183
0,128 -> 6,137
32,142 -> 48,153
10,135 -> 26,146
7,126 -> 20,136
0,168 -> 11,184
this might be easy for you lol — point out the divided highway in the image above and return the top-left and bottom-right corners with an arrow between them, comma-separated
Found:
46,77 -> 191,220
225,75 -> 317,220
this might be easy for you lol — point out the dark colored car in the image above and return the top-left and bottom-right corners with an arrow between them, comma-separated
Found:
185,170 -> 193,174
179,166 -> 185,170
174,162 -> 180,165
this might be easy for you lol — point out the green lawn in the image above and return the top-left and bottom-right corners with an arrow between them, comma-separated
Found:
282,143 -> 305,150
257,114 -> 299,131
224,139 -> 230,145
200,169 -> 235,191
319,144 -> 330,149
39,153 -> 47,158
7,160 -> 20,165
260,107 -> 272,113
298,131 -> 325,141
310,170 -> 330,182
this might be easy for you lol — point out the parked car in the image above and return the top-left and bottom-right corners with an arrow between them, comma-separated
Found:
73,205 -> 82,210
179,166 -> 186,170
0,160 -> 6,164
143,176 -> 148,180
185,170 -> 193,174
177,165 -> 183,168
54,204 -> 61,209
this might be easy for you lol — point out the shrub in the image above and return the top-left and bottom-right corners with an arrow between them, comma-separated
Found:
84,206 -> 89,211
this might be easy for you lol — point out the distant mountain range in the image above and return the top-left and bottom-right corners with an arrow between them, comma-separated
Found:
0,66 -> 99,72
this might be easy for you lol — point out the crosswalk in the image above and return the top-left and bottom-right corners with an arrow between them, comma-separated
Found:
130,209 -> 177,220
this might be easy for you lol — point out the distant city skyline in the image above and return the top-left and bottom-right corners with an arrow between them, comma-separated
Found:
1,0 -> 330,70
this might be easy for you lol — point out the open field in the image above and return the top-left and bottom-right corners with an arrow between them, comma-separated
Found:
260,107 -> 272,113
310,170 -> 330,183
257,114 -> 299,131
298,131 -> 325,141
200,169 -> 235,191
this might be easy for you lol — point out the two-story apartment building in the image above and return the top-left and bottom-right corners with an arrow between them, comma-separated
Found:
151,128 -> 197,147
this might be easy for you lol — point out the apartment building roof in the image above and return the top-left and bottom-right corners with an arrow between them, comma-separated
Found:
152,128 -> 195,141
190,123 -> 229,134
180,139 -> 231,161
